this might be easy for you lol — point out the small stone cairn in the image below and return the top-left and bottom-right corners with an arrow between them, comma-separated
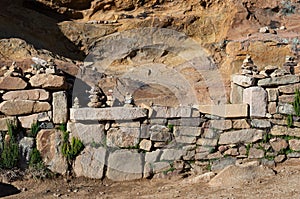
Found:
86,85 -> 106,108
240,55 -> 258,75
30,57 -> 57,75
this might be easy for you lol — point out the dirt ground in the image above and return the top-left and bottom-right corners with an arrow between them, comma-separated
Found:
2,159 -> 300,199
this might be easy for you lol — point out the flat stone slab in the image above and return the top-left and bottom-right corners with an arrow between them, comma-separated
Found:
70,107 -> 147,121
0,76 -> 27,90
107,150 -> 143,181
150,106 -> 199,118
219,129 -> 263,145
231,74 -> 255,87
243,87 -> 267,118
0,100 -> 51,116
197,104 -> 248,118
2,89 -> 49,101
258,75 -> 300,87
29,74 -> 67,90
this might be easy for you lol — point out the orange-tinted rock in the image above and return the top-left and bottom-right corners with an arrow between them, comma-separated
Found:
0,100 -> 51,115
0,76 -> 27,90
2,89 -> 49,101
29,74 -> 67,90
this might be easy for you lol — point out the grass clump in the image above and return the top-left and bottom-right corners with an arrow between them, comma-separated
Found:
61,131 -> 84,164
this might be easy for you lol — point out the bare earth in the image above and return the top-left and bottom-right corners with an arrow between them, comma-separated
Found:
2,159 -> 300,199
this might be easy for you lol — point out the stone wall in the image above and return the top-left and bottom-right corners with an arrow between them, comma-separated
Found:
1,56 -> 300,181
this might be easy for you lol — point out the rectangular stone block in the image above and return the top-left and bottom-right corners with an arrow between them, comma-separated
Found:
168,117 -> 205,127
106,127 -> 140,148
67,122 -> 106,145
70,107 -> 147,121
277,103 -> 295,115
270,125 -> 300,137
0,116 -> 17,131
258,75 -> 300,87
196,138 -> 218,146
150,106 -> 197,118
231,74 -> 255,87
243,87 -> 267,118
278,95 -> 294,103
268,102 -> 277,114
218,129 -> 264,145
53,91 -> 68,124
209,120 -> 232,130
175,136 -> 197,144
230,82 -> 244,104
197,104 -> 248,118
2,89 -> 50,101
278,83 -> 300,94
266,88 -> 278,102
173,126 -> 202,137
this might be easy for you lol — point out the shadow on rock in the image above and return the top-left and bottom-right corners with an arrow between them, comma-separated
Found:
0,183 -> 20,197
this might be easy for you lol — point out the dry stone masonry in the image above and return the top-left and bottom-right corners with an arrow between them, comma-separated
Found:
1,56 -> 300,181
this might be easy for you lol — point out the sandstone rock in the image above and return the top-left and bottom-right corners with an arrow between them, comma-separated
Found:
258,75 -> 300,86
266,88 -> 278,101
231,74 -> 255,87
270,138 -> 288,152
29,74 -> 67,90
196,138 -> 218,146
278,83 -> 300,94
19,137 -> 35,168
197,104 -> 248,118
268,102 -> 277,114
107,150 -> 143,181
18,112 -> 51,128
139,139 -> 152,151
0,76 -> 27,90
74,146 -> 106,179
140,124 -> 150,139
219,129 -> 263,145
0,117 -> 17,131
145,150 -> 162,163
107,127 -> 140,148
195,152 -> 209,160
209,120 -> 232,130
243,87 -> 267,118
224,148 -> 239,156
150,125 -> 171,142
0,100 -> 51,115
173,126 -> 202,137
175,136 -> 197,144
70,107 -> 147,121
289,139 -> 300,151
36,129 -> 68,174
278,95 -> 294,103
270,125 -> 300,137
251,119 -> 271,128
230,82 -> 244,104
277,103 -> 295,115
209,165 -> 275,187
207,151 -> 223,160
2,89 -> 49,101
149,119 -> 167,125
52,91 -> 68,124
160,149 -> 183,161
274,155 -> 286,163
248,148 -> 264,159
67,122 -> 105,145
232,119 -> 250,129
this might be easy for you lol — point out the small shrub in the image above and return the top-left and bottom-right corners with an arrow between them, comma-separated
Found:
28,121 -> 40,138
29,148 -> 42,167
61,131 -> 84,164
167,124 -> 174,132
287,114 -> 293,128
293,89 -> 300,116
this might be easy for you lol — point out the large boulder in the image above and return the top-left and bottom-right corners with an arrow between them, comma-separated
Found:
36,129 -> 68,174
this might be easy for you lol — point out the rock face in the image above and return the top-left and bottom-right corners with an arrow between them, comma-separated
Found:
0,76 -> 27,90
52,91 -> 68,124
29,74 -> 67,90
74,146 -> 106,179
36,129 -> 68,174
107,150 -> 143,181
0,100 -> 51,115
2,89 -> 49,101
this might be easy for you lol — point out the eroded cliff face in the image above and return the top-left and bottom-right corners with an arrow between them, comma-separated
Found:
1,0 -> 300,105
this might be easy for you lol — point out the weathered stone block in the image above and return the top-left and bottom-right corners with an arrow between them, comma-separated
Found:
219,129 -> 264,145
152,162 -> 171,174
0,76 -> 27,90
211,157 -> 236,172
150,125 -> 171,142
107,150 -> 143,181
175,136 -> 196,144
160,149 -> 183,161
36,129 -> 68,174
258,75 -> 300,86
140,124 -> 150,139
209,120 -> 232,130
197,104 -> 248,118
266,88 -> 278,102
289,139 -> 300,151
150,106 -> 197,118
74,146 -> 106,179
173,126 -> 202,137
0,100 -> 50,116
2,89 -> 49,101
251,119 -> 271,128
231,74 -> 255,87
18,112 -> 51,128
278,83 -> 300,94
107,127 -> 140,148
70,107 -> 147,121
270,138 -> 288,152
268,102 -> 277,114
202,128 -> 221,139
139,139 -> 152,151
230,82 -> 244,104
278,95 -> 294,103
29,74 -> 67,90
53,91 -> 68,124
0,116 -> 17,131
243,87 -> 267,118
277,103 -> 295,115
232,119 -> 250,129
270,125 -> 300,137
67,122 -> 105,145
145,150 -> 162,163
196,138 -> 218,146
168,118 -> 204,127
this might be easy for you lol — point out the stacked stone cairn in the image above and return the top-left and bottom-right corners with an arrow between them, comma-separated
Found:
86,85 -> 106,108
